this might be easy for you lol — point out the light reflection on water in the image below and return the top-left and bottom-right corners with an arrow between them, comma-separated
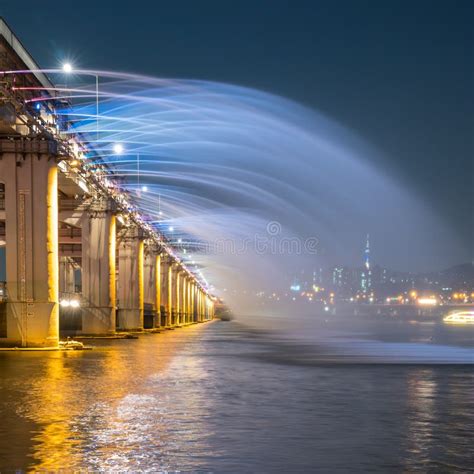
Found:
0,319 -> 473,472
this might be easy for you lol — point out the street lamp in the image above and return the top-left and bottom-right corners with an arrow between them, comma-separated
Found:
113,143 -> 124,154
61,63 -> 99,143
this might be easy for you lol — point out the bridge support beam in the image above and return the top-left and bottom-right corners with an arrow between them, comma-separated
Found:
174,267 -> 181,326
196,289 -> 202,322
0,140 -> 59,347
154,253 -> 161,327
81,200 -> 116,335
59,257 -> 76,294
143,244 -> 161,329
117,227 -> 144,331
182,275 -> 188,324
159,256 -> 171,326
192,283 -> 197,322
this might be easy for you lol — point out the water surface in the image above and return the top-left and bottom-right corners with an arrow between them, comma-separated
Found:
0,318 -> 472,472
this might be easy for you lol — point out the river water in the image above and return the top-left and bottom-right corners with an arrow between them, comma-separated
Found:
0,315 -> 473,472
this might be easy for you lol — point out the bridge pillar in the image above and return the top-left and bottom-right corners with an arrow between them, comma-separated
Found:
154,253 -> 161,328
174,267 -> 181,326
182,274 -> 188,324
160,255 -> 171,326
0,140 -> 59,347
197,289 -> 202,322
185,277 -> 191,323
117,227 -> 144,331
201,291 -> 206,321
191,281 -> 196,322
59,257 -> 76,294
143,244 -> 160,329
81,199 -> 117,335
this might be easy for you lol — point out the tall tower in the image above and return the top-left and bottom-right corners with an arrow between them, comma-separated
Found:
361,234 -> 372,293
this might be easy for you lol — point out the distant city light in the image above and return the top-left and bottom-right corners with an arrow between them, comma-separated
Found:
417,297 -> 437,306
324,306 -> 330,312
62,62 -> 73,73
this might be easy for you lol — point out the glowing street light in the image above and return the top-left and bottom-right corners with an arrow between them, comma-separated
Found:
113,143 -> 124,154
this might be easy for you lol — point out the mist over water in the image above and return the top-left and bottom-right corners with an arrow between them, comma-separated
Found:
33,70 -> 458,310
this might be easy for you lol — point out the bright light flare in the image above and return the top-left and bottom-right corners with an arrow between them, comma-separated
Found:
417,297 -> 437,306
113,143 -> 124,154
62,62 -> 73,73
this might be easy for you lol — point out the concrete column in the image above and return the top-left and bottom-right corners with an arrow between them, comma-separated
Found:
168,260 -> 175,326
197,290 -> 203,322
209,296 -> 214,320
191,281 -> 196,322
160,255 -> 171,326
186,277 -> 191,323
59,257 -> 76,293
201,291 -> 206,321
117,227 -> 144,331
143,244 -> 157,329
81,199 -> 116,335
0,140 -> 59,347
188,279 -> 193,323
155,253 -> 161,327
182,275 -> 188,324
175,268 -> 181,325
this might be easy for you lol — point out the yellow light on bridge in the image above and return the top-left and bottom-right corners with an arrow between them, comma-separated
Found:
417,297 -> 437,306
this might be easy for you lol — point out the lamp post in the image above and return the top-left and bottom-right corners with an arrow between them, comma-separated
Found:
62,63 -> 99,143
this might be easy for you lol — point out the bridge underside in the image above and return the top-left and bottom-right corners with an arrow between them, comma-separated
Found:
0,19 -> 214,347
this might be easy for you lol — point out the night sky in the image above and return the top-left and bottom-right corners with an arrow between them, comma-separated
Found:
2,0 -> 472,270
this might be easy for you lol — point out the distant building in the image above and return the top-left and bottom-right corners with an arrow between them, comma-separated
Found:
361,234 -> 372,293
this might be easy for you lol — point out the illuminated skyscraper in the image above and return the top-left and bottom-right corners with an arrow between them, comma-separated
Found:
361,234 -> 372,293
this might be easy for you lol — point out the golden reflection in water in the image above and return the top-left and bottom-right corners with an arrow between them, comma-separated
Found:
405,368 -> 436,468
16,327 -> 199,471
82,329 -> 212,472
24,352 -> 83,470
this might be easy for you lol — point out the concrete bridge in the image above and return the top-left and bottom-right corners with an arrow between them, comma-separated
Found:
0,19 -> 214,347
